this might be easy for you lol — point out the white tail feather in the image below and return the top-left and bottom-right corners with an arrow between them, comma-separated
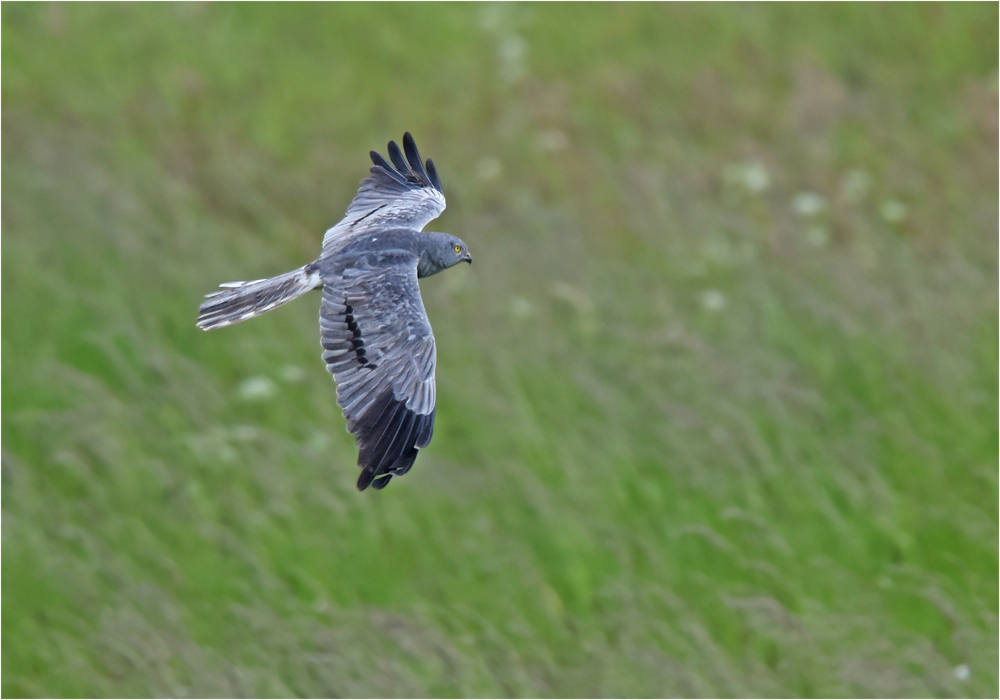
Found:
197,263 -> 321,330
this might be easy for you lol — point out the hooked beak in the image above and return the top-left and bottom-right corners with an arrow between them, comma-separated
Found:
463,253 -> 473,264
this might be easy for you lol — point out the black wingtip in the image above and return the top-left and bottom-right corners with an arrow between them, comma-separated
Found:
425,158 -> 442,192
357,469 -> 392,491
351,391 -> 434,492
368,133 -> 440,191
387,139 -> 408,174
402,132 -> 429,184
369,151 -> 408,187
357,469 -> 375,491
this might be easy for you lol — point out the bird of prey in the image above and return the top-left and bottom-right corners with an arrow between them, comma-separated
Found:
197,133 -> 471,491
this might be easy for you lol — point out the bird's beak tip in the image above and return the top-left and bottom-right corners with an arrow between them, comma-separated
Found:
464,254 -> 473,264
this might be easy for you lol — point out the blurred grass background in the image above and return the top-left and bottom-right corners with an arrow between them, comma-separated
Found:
2,3 -> 997,697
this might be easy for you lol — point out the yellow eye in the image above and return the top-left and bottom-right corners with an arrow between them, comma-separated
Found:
454,245 -> 462,253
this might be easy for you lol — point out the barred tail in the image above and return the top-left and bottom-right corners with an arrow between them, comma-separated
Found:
197,262 -> 321,331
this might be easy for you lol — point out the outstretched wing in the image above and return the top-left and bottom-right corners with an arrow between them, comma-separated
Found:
322,132 -> 446,253
319,250 -> 436,490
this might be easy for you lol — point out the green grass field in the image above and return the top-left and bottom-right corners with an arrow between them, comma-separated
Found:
3,3 -> 997,696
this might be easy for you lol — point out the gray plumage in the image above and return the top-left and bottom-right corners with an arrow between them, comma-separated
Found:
197,133 -> 471,490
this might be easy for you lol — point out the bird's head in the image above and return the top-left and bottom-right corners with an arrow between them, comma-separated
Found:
419,233 -> 472,277
444,235 -> 473,266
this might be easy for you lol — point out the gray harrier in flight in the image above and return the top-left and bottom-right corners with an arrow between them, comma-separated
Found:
197,133 -> 471,491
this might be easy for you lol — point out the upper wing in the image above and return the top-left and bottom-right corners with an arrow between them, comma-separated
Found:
322,132 -> 446,253
319,251 -> 436,490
